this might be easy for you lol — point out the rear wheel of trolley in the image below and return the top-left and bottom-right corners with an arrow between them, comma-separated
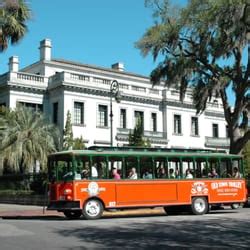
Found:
191,197 -> 208,215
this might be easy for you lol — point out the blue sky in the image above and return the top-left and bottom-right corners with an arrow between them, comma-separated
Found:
0,0 -> 161,76
0,0 -> 245,106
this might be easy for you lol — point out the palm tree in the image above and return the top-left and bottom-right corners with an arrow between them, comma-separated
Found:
0,106 -> 60,173
0,0 -> 30,51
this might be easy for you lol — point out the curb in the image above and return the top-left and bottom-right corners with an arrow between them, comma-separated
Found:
0,207 -> 165,219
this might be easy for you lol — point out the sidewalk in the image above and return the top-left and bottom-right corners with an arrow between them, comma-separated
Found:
0,203 -> 62,217
0,203 -> 165,218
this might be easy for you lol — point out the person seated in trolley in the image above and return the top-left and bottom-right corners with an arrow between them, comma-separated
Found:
142,168 -> 153,179
169,168 -> 175,179
111,167 -> 121,180
185,169 -> 193,179
175,166 -> 180,179
158,166 -> 167,178
81,169 -> 89,179
128,167 -> 138,179
63,171 -> 81,180
91,163 -> 98,178
231,167 -> 242,178
208,167 -> 219,178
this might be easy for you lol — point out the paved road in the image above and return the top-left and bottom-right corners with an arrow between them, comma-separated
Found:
0,205 -> 250,249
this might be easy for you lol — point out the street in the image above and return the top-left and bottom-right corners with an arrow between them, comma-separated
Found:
0,206 -> 250,249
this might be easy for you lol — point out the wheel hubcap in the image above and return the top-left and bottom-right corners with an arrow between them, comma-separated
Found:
85,201 -> 100,217
194,199 -> 205,213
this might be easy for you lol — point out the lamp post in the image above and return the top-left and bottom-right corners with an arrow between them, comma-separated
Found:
110,80 -> 121,146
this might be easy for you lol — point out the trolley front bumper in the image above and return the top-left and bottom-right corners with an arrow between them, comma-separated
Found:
47,201 -> 81,211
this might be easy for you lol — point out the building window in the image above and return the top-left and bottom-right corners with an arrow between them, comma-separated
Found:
74,102 -> 84,125
53,102 -> 58,124
212,123 -> 219,138
98,105 -> 108,127
191,117 -> 199,136
18,102 -> 43,112
151,113 -> 157,132
134,111 -> 144,130
174,114 -> 182,134
120,109 -> 126,128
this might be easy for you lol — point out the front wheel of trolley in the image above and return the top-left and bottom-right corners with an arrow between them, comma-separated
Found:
64,210 -> 82,219
83,199 -> 104,220
191,197 -> 208,215
231,203 -> 240,209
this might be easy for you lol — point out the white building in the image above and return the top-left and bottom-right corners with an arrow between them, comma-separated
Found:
0,39 -> 230,150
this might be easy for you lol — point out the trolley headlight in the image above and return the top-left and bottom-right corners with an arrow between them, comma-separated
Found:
63,189 -> 72,195
66,195 -> 72,201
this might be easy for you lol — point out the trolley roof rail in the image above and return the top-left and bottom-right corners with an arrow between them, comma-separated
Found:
87,146 -> 227,154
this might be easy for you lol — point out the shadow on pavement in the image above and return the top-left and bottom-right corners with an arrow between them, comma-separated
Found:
0,208 -> 239,221
55,216 -> 250,249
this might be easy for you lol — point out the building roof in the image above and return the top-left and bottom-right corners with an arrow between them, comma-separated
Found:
52,58 -> 151,81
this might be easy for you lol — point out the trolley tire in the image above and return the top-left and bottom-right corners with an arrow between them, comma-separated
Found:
231,203 -> 240,209
63,210 -> 82,219
82,199 -> 104,220
191,197 -> 208,215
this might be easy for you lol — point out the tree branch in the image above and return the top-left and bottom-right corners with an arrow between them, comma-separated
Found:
232,46 -> 243,80
234,129 -> 250,154
219,89 -> 232,125
232,87 -> 246,127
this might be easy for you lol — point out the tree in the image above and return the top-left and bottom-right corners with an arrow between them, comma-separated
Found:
242,141 -> 250,176
72,136 -> 85,150
128,117 -> 151,147
63,111 -> 85,150
63,111 -> 74,150
0,105 -> 60,173
136,0 -> 250,154
0,0 -> 30,51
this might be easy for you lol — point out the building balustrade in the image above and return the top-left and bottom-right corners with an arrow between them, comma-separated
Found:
116,128 -> 165,138
93,77 -> 110,85
144,130 -> 166,138
116,128 -> 130,135
116,128 -> 168,145
205,136 -> 230,148
70,73 -> 90,82
149,88 -> 159,95
47,71 -> 162,98
207,102 -> 224,109
16,72 -> 46,83
0,72 -> 48,88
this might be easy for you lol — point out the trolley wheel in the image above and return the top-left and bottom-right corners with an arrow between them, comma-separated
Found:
231,203 -> 240,209
63,210 -> 82,219
83,199 -> 103,220
191,197 -> 208,215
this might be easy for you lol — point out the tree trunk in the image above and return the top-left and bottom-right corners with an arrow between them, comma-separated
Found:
0,156 -> 3,176
229,126 -> 249,155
